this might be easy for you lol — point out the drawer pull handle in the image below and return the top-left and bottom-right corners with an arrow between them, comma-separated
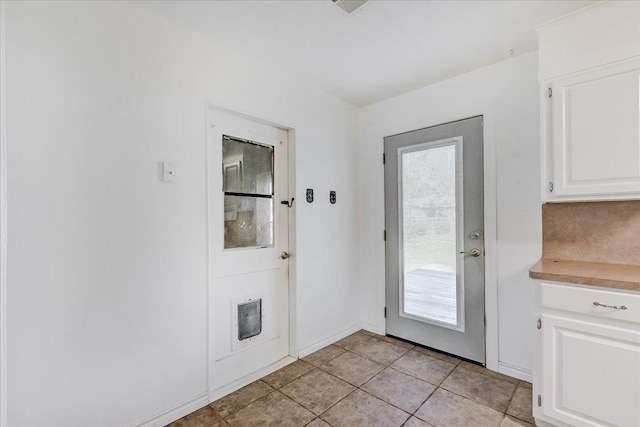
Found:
593,302 -> 628,310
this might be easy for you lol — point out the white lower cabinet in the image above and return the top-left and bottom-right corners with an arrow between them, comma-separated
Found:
534,282 -> 640,427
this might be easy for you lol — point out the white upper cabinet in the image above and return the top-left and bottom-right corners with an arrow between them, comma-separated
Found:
538,2 -> 640,201
547,59 -> 640,198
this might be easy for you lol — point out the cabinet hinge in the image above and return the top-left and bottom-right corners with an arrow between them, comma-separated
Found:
537,317 -> 542,330
383,153 -> 386,165
548,87 -> 552,98
383,230 -> 386,241
384,307 -> 387,318
548,181 -> 554,193
538,394 -> 542,407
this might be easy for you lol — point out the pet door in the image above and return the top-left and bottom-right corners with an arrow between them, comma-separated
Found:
237,299 -> 262,341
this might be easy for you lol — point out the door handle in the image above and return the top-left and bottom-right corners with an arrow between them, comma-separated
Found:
460,248 -> 481,257
593,302 -> 627,310
280,198 -> 294,208
280,251 -> 290,259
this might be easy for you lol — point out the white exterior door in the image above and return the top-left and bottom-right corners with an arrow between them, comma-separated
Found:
208,110 -> 290,392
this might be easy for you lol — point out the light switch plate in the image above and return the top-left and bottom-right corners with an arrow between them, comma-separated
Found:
163,161 -> 174,183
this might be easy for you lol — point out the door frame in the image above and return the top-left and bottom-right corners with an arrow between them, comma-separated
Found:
205,102 -> 298,398
383,105 -> 498,372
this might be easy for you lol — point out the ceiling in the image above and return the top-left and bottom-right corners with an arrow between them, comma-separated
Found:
139,0 -> 595,107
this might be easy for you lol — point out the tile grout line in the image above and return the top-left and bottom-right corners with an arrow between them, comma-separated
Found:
386,352 -> 461,387
315,387 -> 358,426
410,361 -> 523,425
408,356 -> 462,425
218,386 -> 277,424
503,380 -> 520,417
316,337 -> 472,424
209,332 -> 527,427
302,332 -> 468,425
301,343 -> 348,367
275,360 -> 384,426
210,380 -> 275,420
438,362 -> 522,409
279,365 -> 360,419
220,388 -> 316,425
310,339 -> 416,426
504,381 -> 535,425
314,337 -> 453,425
333,335 -> 412,364
437,379 -> 516,415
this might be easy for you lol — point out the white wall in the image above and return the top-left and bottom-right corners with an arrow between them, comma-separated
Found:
358,52 -> 542,376
4,2 -> 360,426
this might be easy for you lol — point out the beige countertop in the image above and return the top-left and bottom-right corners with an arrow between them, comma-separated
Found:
529,258 -> 640,291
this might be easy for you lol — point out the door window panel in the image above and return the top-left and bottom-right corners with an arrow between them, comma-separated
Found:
399,141 -> 462,327
223,136 -> 274,249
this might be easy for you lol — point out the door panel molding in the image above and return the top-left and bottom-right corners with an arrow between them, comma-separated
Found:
396,137 -> 466,332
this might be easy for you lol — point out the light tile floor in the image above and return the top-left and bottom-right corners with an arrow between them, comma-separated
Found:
170,330 -> 534,427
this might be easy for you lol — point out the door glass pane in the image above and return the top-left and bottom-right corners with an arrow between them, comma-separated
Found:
223,135 -> 274,249
401,143 -> 458,326
224,196 -> 273,249
223,137 -> 273,195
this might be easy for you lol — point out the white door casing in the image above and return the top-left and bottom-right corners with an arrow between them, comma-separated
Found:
207,109 -> 291,393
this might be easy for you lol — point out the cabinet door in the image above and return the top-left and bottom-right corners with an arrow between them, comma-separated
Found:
541,314 -> 640,426
548,58 -> 640,199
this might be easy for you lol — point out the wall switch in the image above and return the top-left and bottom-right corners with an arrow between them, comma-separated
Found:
163,161 -> 175,183
329,191 -> 336,204
306,189 -> 314,203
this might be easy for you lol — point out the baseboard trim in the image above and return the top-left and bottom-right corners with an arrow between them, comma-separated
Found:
297,324 -> 362,358
534,418 -> 559,427
134,355 -> 298,427
208,355 -> 297,402
360,322 -> 384,336
132,392 -> 208,427
498,361 -> 533,383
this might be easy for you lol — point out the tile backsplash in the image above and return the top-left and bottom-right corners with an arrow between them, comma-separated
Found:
542,200 -> 640,266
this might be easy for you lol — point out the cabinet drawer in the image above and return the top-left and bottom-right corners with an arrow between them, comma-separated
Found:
541,282 -> 640,324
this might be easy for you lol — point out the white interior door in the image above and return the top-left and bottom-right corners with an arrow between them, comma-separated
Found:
208,110 -> 290,392
384,116 -> 485,363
